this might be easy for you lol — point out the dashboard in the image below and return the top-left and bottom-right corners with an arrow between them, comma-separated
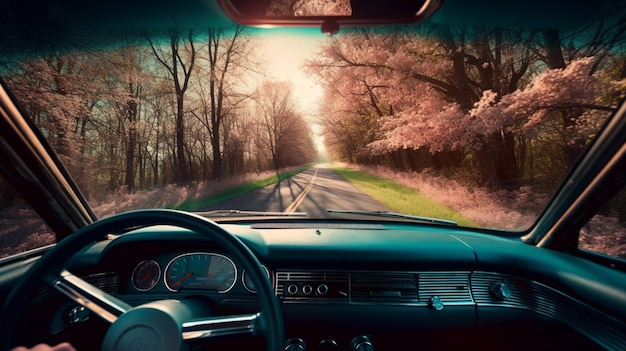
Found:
56,221 -> 626,351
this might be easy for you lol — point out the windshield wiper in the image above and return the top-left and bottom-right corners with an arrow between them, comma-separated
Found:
194,210 -> 307,218
326,209 -> 457,226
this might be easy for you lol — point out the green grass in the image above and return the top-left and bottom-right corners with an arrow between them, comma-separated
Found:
173,165 -> 313,211
332,167 -> 479,227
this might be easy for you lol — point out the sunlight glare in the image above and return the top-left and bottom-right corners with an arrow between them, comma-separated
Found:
258,31 -> 324,111
258,30 -> 327,156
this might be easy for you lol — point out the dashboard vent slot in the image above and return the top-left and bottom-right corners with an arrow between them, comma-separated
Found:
252,223 -> 386,230
418,272 -> 473,304
31,272 -> 118,306
351,272 -> 419,304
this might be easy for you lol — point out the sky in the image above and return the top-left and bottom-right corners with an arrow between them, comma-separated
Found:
256,29 -> 328,156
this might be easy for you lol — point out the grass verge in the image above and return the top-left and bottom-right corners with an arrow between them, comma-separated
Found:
332,167 -> 479,227
173,165 -> 313,211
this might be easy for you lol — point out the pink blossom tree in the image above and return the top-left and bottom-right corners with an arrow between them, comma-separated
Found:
309,17 -> 626,190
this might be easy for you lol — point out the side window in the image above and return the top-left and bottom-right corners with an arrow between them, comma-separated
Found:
579,186 -> 626,260
0,177 -> 55,258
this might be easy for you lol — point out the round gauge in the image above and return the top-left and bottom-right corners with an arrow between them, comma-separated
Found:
242,265 -> 271,293
131,260 -> 161,291
164,253 -> 237,293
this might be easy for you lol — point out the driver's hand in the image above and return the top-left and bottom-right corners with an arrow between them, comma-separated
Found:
11,343 -> 76,351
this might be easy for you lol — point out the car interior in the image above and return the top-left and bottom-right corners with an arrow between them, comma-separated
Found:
0,0 -> 625,350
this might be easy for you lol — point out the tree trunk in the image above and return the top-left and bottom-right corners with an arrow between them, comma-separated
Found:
211,132 -> 222,180
543,29 -> 585,167
148,29 -> 196,183
176,96 -> 190,182
475,132 -> 521,190
125,100 -> 137,192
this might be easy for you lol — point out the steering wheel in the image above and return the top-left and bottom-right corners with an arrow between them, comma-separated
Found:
0,209 -> 284,351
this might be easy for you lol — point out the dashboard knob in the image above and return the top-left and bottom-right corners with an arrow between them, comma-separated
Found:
351,335 -> 375,351
490,282 -> 512,300
287,284 -> 299,295
429,295 -> 444,310
302,284 -> 313,295
284,337 -> 306,351
319,338 -> 339,351
317,283 -> 329,295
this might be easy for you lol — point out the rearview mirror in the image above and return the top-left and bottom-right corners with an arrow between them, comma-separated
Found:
218,0 -> 442,34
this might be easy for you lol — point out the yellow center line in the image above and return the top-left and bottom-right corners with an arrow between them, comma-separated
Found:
284,168 -> 318,213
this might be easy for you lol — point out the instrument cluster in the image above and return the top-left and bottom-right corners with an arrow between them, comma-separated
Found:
129,252 -> 271,294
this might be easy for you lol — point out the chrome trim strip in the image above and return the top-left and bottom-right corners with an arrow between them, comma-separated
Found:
181,313 -> 258,340
419,272 -> 473,304
275,270 -> 475,306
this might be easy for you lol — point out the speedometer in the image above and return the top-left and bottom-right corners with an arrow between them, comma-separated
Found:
164,253 -> 237,293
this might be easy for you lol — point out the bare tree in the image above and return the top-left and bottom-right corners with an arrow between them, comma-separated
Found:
253,81 -> 316,170
192,25 -> 253,179
148,29 -> 196,183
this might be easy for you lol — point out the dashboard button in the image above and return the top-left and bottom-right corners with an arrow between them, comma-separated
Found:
317,284 -> 329,295
287,284 -> 299,295
302,284 -> 313,295
284,337 -> 306,351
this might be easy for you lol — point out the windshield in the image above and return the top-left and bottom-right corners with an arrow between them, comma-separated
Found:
1,1 -> 625,256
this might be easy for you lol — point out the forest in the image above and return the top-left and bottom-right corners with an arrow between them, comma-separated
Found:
307,3 -> 626,196
1,26 -> 318,203
0,1 -> 625,222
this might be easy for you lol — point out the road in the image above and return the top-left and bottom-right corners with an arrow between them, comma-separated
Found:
201,165 -> 389,217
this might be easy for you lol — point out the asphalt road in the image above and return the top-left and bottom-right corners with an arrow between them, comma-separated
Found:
201,165 -> 389,217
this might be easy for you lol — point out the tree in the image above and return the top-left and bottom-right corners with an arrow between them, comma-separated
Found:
5,53 -> 89,162
253,81 -> 316,170
308,19 -> 626,190
102,46 -> 153,192
149,29 -> 196,183
191,26 -> 253,179
317,87 -> 381,163
266,0 -> 351,16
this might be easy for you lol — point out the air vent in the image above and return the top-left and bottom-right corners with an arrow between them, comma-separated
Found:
351,272 -> 419,304
31,272 -> 118,306
418,272 -> 473,304
252,223 -> 386,230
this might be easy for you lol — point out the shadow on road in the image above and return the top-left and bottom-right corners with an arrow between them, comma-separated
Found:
199,169 -> 311,212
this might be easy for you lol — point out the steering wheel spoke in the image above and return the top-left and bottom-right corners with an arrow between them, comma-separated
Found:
54,270 -> 132,324
182,312 -> 259,341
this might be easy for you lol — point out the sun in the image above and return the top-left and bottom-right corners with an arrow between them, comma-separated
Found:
257,29 -> 327,157
257,30 -> 325,111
